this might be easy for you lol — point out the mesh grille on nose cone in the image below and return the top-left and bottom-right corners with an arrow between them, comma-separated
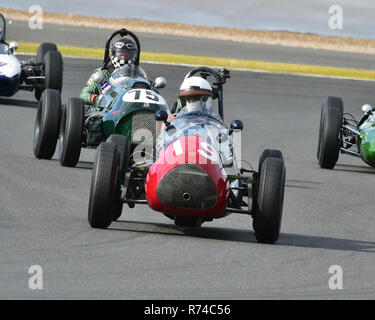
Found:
131,110 -> 156,144
117,110 -> 156,144
156,164 -> 218,210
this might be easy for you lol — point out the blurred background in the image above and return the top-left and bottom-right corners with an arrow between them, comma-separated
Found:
2,0 -> 375,39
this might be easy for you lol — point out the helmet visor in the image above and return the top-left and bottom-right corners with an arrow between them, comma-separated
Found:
178,96 -> 213,114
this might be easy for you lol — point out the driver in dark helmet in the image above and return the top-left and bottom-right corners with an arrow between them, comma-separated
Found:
80,36 -> 139,107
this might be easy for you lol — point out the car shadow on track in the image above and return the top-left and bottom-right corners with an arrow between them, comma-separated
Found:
75,161 -> 93,169
334,163 -> 375,174
49,159 -> 93,169
0,98 -> 38,109
285,179 -> 323,190
110,220 -> 375,253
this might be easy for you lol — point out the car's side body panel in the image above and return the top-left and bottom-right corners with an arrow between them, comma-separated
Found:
0,54 -> 21,97
358,127 -> 375,166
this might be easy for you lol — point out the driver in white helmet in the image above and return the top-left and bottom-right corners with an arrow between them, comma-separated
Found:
167,76 -> 215,123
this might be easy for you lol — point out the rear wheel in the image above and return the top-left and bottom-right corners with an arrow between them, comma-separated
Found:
88,142 -> 120,229
58,97 -> 84,167
36,42 -> 57,64
252,157 -> 286,244
107,135 -> 131,221
34,43 -> 61,101
33,89 -> 61,159
44,50 -> 63,92
317,96 -> 343,169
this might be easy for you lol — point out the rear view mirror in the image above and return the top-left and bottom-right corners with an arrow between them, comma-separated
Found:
93,71 -> 104,84
230,120 -> 244,130
154,77 -> 167,89
362,104 -> 372,114
8,41 -> 18,53
155,109 -> 168,122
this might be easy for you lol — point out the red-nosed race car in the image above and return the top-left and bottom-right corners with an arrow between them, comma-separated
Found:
88,66 -> 286,243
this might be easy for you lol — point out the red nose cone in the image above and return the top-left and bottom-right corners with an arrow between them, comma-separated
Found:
146,136 -> 229,218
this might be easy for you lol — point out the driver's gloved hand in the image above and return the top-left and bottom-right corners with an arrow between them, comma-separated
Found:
92,94 -> 103,111
167,113 -> 177,122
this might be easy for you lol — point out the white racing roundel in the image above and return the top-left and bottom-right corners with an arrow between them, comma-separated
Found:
122,89 -> 167,106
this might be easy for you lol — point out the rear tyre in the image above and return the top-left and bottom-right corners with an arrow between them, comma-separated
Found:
317,96 -> 343,169
33,89 -> 61,159
58,97 -> 84,167
44,50 -> 63,92
88,142 -> 120,229
36,42 -> 57,64
34,43 -> 61,101
107,135 -> 131,221
252,157 -> 285,244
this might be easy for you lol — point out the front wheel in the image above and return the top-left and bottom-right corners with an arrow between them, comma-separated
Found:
106,134 -> 131,221
58,97 -> 84,167
317,96 -> 343,169
252,157 -> 286,244
258,149 -> 283,173
33,89 -> 61,159
88,142 -> 121,229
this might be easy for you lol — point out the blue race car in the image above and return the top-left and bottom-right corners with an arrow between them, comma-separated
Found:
0,12 -> 63,100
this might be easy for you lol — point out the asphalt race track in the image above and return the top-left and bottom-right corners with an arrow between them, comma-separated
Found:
0,57 -> 374,299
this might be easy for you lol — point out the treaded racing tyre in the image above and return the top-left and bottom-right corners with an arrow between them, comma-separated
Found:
106,134 -> 131,221
58,97 -> 84,167
36,42 -> 58,64
252,157 -> 286,244
34,43 -> 61,101
33,89 -> 61,159
88,142 -> 120,229
317,96 -> 343,169
44,50 -> 63,92
107,134 -> 131,175
258,149 -> 283,173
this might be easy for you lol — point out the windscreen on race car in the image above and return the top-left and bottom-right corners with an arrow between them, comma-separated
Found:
176,96 -> 222,122
109,65 -> 148,84
155,107 -> 231,163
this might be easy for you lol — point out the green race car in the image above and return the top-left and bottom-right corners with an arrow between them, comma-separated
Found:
317,96 -> 375,169
33,28 -> 169,168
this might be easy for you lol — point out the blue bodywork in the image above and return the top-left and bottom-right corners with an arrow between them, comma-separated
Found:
0,74 -> 19,97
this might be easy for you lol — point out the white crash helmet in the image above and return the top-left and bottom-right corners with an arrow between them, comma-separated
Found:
177,76 -> 213,113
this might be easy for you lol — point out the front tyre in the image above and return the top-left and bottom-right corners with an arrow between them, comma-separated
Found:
258,149 -> 283,173
106,134 -> 131,221
88,142 -> 120,229
252,157 -> 286,244
58,97 -> 84,167
317,96 -> 343,169
107,134 -> 131,175
33,89 -> 61,159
